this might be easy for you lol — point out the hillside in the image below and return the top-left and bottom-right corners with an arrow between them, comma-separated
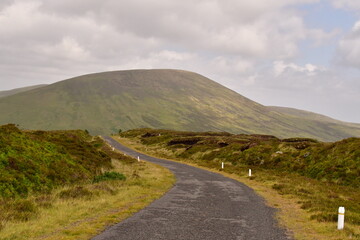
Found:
0,69 -> 360,141
268,106 -> 342,124
0,124 -> 116,198
0,84 -> 47,98
268,105 -> 360,129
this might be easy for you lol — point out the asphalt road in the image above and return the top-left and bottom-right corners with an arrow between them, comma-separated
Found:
93,136 -> 292,240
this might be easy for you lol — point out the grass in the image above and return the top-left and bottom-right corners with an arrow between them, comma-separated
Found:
0,125 -> 175,239
117,128 -> 360,240
92,171 -> 126,183
0,157 -> 175,240
0,124 -> 113,198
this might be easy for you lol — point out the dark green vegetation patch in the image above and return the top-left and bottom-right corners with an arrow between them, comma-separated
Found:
123,128 -> 360,187
93,171 -> 126,183
0,124 -> 122,198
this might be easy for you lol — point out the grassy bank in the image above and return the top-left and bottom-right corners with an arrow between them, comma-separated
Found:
0,125 -> 175,240
0,124 -> 113,198
0,159 -> 174,240
117,128 -> 360,240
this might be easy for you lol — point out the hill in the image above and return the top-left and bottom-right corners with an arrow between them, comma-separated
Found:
268,106 -> 342,124
268,105 -> 360,129
0,84 -> 47,98
0,69 -> 360,141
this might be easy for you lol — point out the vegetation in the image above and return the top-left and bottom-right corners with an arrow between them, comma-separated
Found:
119,128 -> 360,239
93,171 -> 126,183
0,124 -> 175,239
0,69 -> 360,141
0,124 -> 112,198
0,84 -> 47,98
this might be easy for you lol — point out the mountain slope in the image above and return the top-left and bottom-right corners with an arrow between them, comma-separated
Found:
268,106 -> 360,137
268,106 -> 343,124
0,84 -> 47,98
0,69 -> 359,141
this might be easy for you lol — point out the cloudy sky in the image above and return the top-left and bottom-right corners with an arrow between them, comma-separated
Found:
1,0 -> 360,123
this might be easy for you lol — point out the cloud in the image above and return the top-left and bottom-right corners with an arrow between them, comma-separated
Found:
332,0 -> 360,11
307,28 -> 341,46
39,37 -> 91,60
154,50 -> 195,62
5,0 -> 321,58
273,61 -> 325,77
0,0 -> 324,87
336,20 -> 360,68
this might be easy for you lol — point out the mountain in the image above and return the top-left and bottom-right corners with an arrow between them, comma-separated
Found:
267,106 -> 360,131
267,106 -> 350,124
0,69 -> 359,141
0,84 -> 47,98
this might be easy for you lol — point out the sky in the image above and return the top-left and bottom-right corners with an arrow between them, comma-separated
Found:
1,0 -> 360,123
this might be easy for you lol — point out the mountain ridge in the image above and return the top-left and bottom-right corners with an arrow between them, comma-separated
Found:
0,84 -> 48,98
0,69 -> 359,141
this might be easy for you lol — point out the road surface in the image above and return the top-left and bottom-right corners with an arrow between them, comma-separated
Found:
92,136 -> 292,240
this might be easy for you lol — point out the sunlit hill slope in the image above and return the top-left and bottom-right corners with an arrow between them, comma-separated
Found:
0,69 -> 359,141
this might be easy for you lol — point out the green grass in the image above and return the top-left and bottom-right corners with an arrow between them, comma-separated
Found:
118,128 -> 360,240
93,171 -> 126,183
0,125 -> 175,239
0,124 -> 113,198
0,159 -> 174,240
0,69 -> 360,141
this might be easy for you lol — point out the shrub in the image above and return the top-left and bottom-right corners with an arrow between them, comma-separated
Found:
93,171 -> 126,183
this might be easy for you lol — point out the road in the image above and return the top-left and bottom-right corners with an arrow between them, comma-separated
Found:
92,136 -> 292,240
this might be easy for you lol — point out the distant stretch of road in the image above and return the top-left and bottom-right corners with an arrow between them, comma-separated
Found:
93,137 -> 292,240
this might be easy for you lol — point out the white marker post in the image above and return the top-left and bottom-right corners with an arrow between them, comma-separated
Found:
338,207 -> 345,230
137,156 -> 140,162
248,169 -> 252,177
221,162 -> 224,169
112,147 -> 115,151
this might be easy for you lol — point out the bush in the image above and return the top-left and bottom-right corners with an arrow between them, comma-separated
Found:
93,172 -> 126,183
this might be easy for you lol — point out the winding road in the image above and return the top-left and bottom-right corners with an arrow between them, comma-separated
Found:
92,137 -> 292,240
